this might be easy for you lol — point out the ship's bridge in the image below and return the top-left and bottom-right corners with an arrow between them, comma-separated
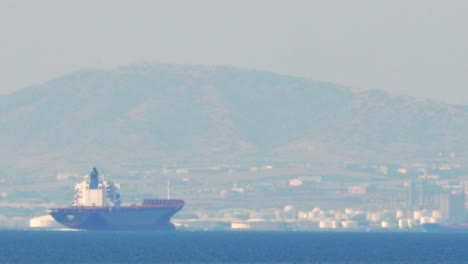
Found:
73,168 -> 121,207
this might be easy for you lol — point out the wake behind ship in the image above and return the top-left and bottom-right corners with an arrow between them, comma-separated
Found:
49,168 -> 184,230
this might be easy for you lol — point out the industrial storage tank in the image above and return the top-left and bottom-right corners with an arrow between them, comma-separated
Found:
398,219 -> 408,229
341,220 -> 358,229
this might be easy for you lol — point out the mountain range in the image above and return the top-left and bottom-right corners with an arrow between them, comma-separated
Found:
1,63 -> 467,174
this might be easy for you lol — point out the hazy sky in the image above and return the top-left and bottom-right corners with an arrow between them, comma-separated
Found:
1,1 -> 468,104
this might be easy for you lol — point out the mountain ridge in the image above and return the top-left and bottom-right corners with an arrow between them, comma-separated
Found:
1,63 -> 467,173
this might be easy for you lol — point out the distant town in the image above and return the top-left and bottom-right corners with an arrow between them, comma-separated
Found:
171,161 -> 466,232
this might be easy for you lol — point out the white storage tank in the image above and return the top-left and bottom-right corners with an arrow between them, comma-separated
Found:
319,220 -> 333,229
413,210 -> 422,220
341,220 -> 358,229
231,222 -> 251,230
432,210 -> 442,219
396,210 -> 405,219
381,221 -> 390,229
420,217 -> 430,224
407,219 -> 416,229
331,220 -> 339,229
398,219 -> 408,229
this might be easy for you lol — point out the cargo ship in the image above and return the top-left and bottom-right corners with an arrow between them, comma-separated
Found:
49,167 -> 184,230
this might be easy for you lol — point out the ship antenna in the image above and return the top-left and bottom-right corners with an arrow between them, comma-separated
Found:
167,178 -> 171,200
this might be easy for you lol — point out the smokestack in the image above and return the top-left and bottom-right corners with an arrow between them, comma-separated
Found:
89,167 -> 99,189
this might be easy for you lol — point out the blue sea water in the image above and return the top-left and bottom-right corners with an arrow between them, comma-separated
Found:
0,231 -> 467,263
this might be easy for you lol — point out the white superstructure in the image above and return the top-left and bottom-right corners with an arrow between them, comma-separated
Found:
72,167 -> 121,207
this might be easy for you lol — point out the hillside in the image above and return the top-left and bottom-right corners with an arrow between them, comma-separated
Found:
1,63 -> 467,174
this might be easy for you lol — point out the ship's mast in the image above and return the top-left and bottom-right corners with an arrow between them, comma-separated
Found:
167,178 -> 170,200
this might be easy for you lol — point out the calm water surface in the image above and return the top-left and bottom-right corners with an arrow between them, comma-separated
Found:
0,231 -> 467,263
